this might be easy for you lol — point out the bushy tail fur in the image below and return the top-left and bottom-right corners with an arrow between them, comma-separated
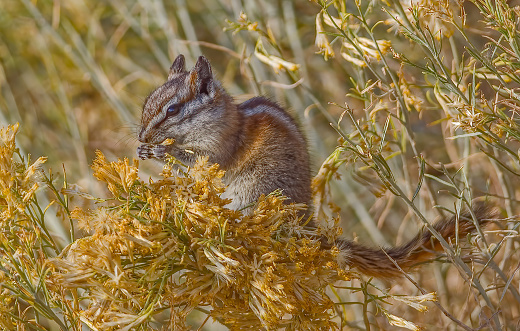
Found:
332,201 -> 498,279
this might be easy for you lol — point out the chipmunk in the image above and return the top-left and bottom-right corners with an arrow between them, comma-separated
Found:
137,54 -> 497,279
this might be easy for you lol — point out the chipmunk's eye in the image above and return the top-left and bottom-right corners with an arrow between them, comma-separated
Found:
166,103 -> 183,117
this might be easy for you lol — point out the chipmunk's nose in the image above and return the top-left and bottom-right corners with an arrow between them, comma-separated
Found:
137,127 -> 147,143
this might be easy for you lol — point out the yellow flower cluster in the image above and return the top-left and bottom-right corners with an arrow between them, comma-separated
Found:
48,151 -> 351,330
0,124 -> 51,329
0,123 -> 47,220
413,0 -> 455,39
385,0 -> 455,40
315,10 -> 392,67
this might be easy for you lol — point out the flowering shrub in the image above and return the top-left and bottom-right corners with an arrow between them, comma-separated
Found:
1,124 -> 354,330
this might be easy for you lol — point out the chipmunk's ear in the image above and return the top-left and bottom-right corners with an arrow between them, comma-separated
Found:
194,56 -> 212,80
168,54 -> 186,80
191,56 -> 215,96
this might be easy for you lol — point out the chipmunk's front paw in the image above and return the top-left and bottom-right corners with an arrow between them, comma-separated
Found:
137,144 -> 154,160
151,144 -> 168,160
137,143 -> 171,161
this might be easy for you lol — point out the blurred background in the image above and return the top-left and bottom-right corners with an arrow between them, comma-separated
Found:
0,0 -> 337,180
1,0 -> 519,329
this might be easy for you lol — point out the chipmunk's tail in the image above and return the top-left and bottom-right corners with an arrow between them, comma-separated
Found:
333,201 -> 498,279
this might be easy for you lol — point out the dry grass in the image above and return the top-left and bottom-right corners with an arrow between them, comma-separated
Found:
0,0 -> 519,330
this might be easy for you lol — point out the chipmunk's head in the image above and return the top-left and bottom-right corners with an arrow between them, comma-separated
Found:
138,54 -> 231,148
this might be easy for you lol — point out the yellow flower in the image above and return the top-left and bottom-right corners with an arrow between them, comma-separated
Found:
392,292 -> 437,312
384,312 -> 421,331
254,39 -> 300,73
91,150 -> 139,196
341,37 -> 392,67
315,12 -> 335,60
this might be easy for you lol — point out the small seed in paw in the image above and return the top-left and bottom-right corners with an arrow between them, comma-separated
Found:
160,138 -> 175,145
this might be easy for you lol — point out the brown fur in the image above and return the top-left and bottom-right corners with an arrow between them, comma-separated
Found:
221,104 -> 312,209
138,54 -> 497,279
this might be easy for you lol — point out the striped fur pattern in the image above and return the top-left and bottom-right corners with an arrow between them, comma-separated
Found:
138,55 -> 496,278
